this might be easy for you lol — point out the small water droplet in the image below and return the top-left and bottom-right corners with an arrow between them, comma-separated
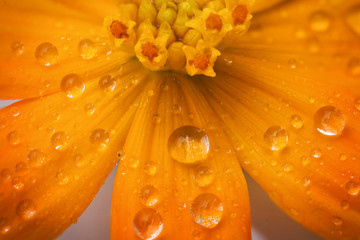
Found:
0,217 -> 11,234
89,129 -> 109,150
51,132 -> 69,151
194,165 -> 214,187
354,98 -> 360,111
27,149 -> 45,167
56,169 -> 69,185
133,208 -> 163,240
340,200 -> 349,210
35,42 -> 59,66
12,41 -> 24,56
144,161 -> 157,176
339,153 -> 347,161
61,74 -> 85,98
15,161 -> 28,173
7,131 -> 20,146
78,39 -> 98,60
332,216 -> 343,226
345,180 -> 360,196
99,75 -> 116,92
84,103 -> 95,115
348,58 -> 360,76
190,193 -> 223,228
346,6 -> 360,36
309,11 -> 331,32
311,148 -> 322,158
283,163 -> 294,173
139,185 -> 160,207
314,106 -> 345,136
171,104 -> 182,114
264,126 -> 288,151
288,59 -> 297,69
16,199 -> 36,219
152,114 -> 161,124
290,114 -> 303,129
12,176 -> 24,190
0,169 -> 11,181
168,126 -> 209,164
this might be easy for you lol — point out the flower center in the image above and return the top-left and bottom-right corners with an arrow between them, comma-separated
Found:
104,0 -> 253,76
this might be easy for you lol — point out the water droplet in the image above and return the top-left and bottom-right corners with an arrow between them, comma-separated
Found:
56,169 -> 69,185
346,6 -> 360,36
99,75 -> 116,92
283,163 -> 294,173
314,106 -> 345,136
152,114 -> 161,124
15,161 -> 28,173
35,42 -> 59,66
61,74 -> 85,98
345,180 -> 360,196
168,126 -> 209,164
288,59 -> 297,69
221,52 -> 233,65
51,131 -> 69,151
12,176 -> 24,190
78,39 -> 98,60
171,104 -> 182,114
0,217 -> 11,234
264,126 -> 288,151
309,11 -> 331,32
339,153 -> 347,161
16,199 -> 36,219
84,103 -> 95,115
12,41 -> 24,56
311,148 -> 322,158
348,58 -> 360,76
332,216 -> 343,226
194,165 -> 214,187
7,131 -> 20,146
192,229 -> 205,240
139,185 -> 160,207
144,161 -> 157,176
190,193 -> 223,228
340,200 -> 349,210
0,169 -> 11,181
89,129 -> 109,150
290,114 -> 303,129
133,208 -> 163,240
27,149 -> 45,167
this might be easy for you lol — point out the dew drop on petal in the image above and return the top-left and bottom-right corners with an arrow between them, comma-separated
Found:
144,161 -> 158,176
264,126 -> 288,151
51,131 -> 69,151
84,103 -> 95,115
99,75 -> 116,92
190,193 -> 223,229
7,131 -> 20,146
61,74 -> 85,98
340,200 -> 349,210
89,129 -> 109,150
12,41 -> 24,56
314,106 -> 345,136
78,39 -> 98,60
354,98 -> 360,111
332,216 -> 343,226
133,208 -> 163,240
288,59 -> 297,69
56,169 -> 69,185
168,126 -> 209,164
16,199 -> 36,219
139,185 -> 160,207
0,217 -> 11,234
290,114 -> 303,129
0,169 -> 11,181
346,6 -> 360,36
35,42 -> 59,66
348,58 -> 360,76
194,165 -> 214,187
345,180 -> 360,196
12,176 -> 24,190
309,11 -> 331,32
311,148 -> 322,158
27,149 -> 45,167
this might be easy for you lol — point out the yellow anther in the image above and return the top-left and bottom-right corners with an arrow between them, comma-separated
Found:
178,0 -> 199,17
205,0 -> 225,11
158,22 -> 176,47
104,15 -> 136,48
186,8 -> 233,46
138,0 -> 158,23
173,9 -> 190,38
183,39 -> 220,77
183,29 -> 202,47
167,42 -> 186,70
156,3 -> 177,26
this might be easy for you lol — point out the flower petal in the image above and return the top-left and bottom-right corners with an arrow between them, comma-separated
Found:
111,73 -> 251,240
197,0 -> 360,238
0,0 -> 132,100
0,61 -> 145,239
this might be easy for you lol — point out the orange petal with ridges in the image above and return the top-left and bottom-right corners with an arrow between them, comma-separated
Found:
0,61 -> 146,239
111,73 -> 251,240
0,0 -> 132,100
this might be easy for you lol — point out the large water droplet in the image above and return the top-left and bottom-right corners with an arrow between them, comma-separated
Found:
51,132 -> 69,151
345,180 -> 360,196
27,149 -> 45,167
78,39 -> 98,60
264,126 -> 288,151
190,193 -> 223,228
139,185 -> 160,207
35,42 -> 59,66
168,126 -> 209,164
314,106 -> 345,136
61,74 -> 85,98
0,217 -> 11,234
133,208 -> 163,240
89,129 -> 109,150
7,131 -> 20,146
194,165 -> 214,187
99,75 -> 116,92
16,199 -> 36,219
309,11 -> 331,32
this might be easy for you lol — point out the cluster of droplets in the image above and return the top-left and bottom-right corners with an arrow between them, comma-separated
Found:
132,125 -> 221,239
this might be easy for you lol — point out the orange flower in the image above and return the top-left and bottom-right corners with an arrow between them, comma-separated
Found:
0,0 -> 360,239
